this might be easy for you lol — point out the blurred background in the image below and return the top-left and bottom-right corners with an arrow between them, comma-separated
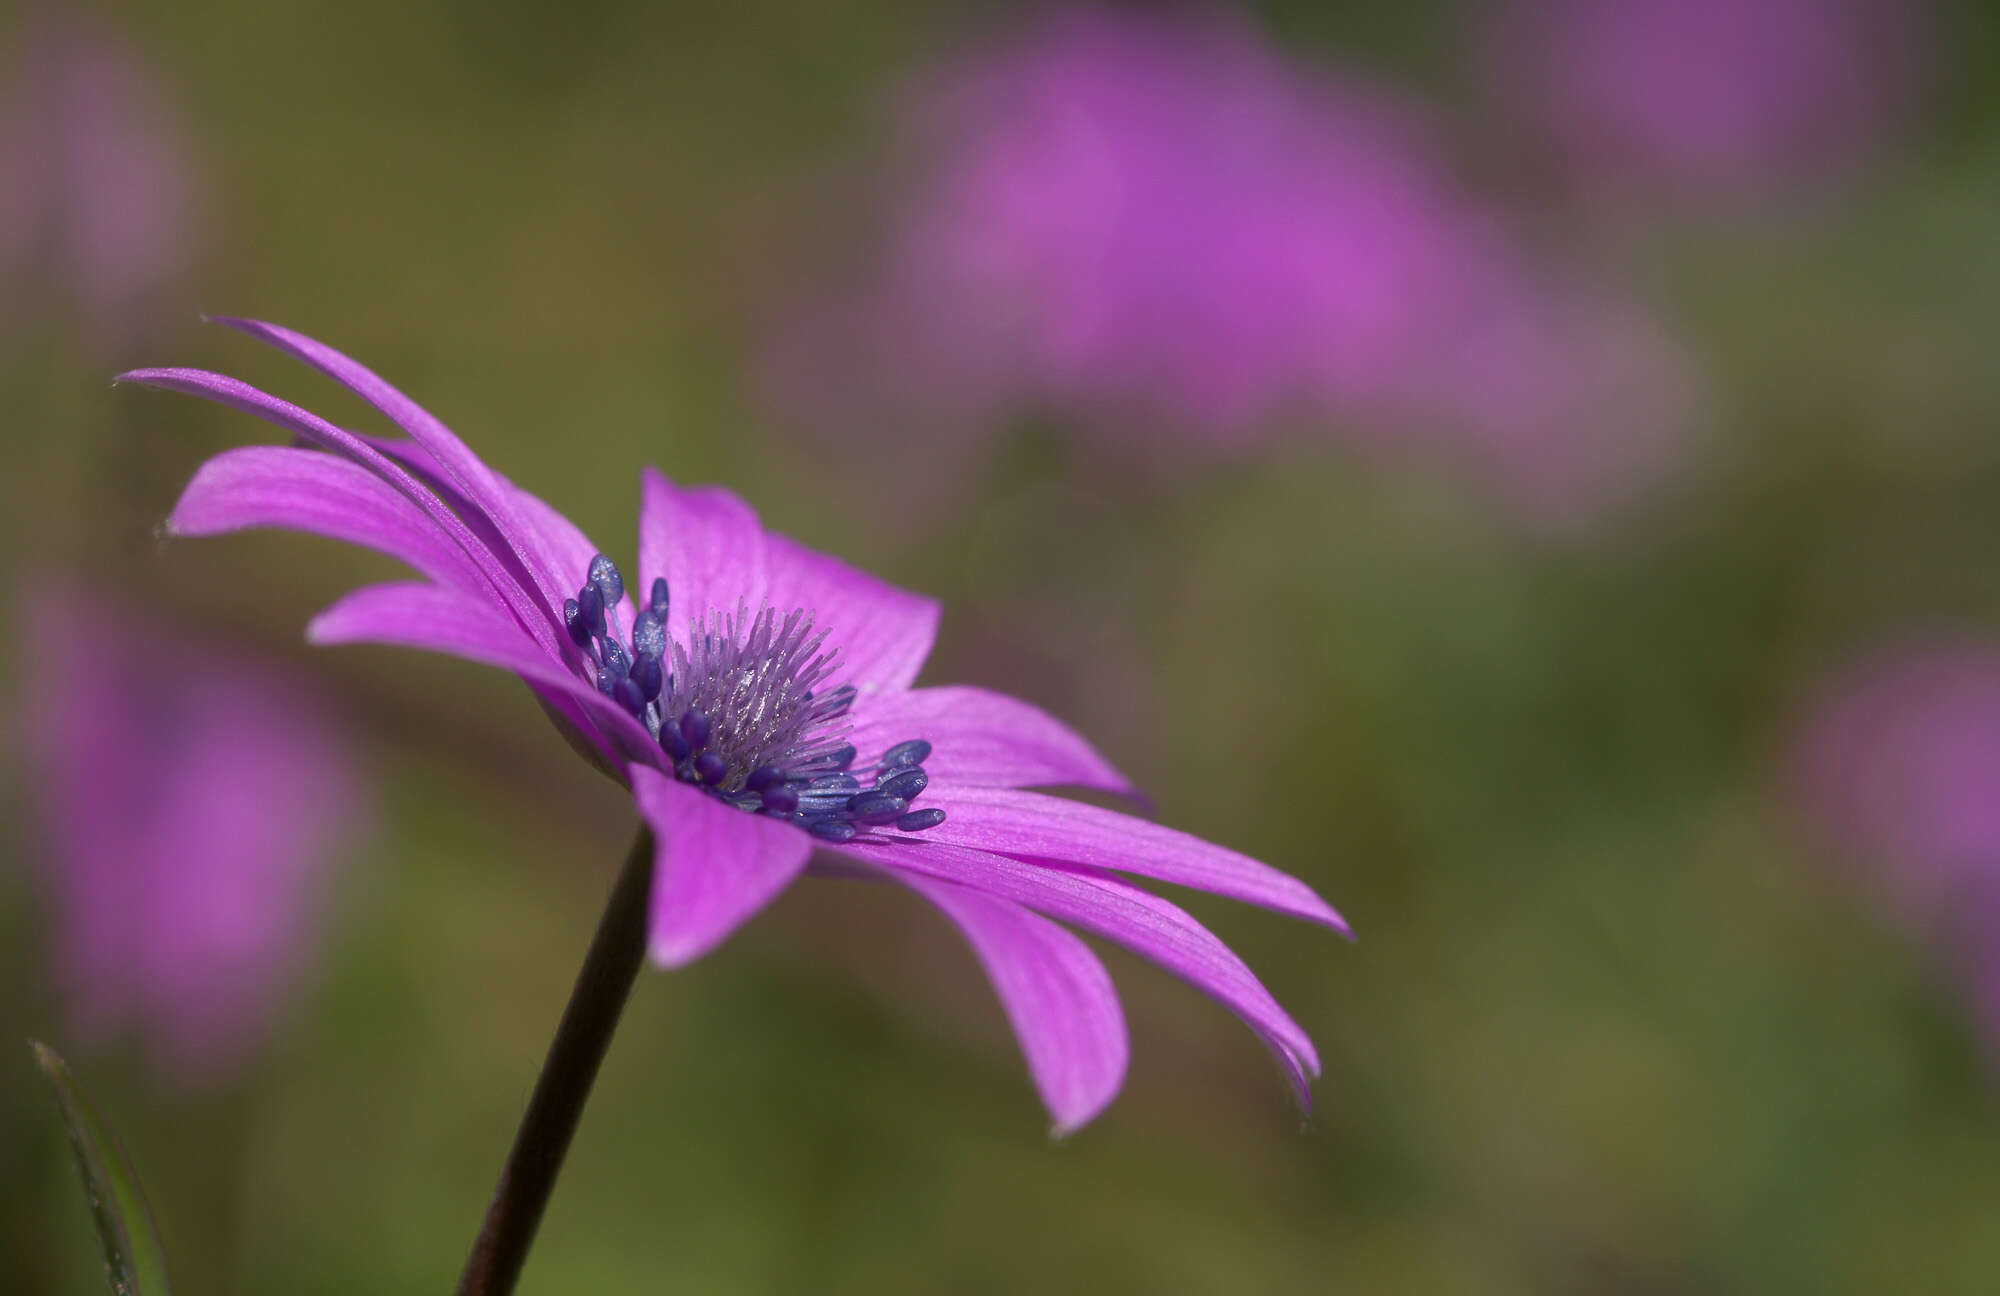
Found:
5,0 -> 2000,1290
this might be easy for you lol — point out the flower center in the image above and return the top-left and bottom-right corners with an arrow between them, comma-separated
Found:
562,554 -> 945,839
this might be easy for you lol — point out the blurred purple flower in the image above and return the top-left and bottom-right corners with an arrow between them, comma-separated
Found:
1788,641 -> 2000,1052
20,588 -> 365,1081
0,12 -> 196,351
1790,642 -> 2000,922
764,6 -> 1692,525
1477,0 -> 1925,204
122,318 -> 1346,1131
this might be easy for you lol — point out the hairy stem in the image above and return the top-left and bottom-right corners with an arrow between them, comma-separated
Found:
454,827 -> 655,1296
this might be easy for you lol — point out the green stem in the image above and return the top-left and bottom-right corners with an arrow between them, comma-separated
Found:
454,827 -> 655,1296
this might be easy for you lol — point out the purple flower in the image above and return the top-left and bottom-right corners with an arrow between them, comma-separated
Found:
121,319 -> 1346,1131
0,12 -> 196,352
1787,641 -> 2000,1054
1789,642 -> 2000,923
764,6 -> 1692,525
18,587 -> 366,1081
1477,0 -> 1926,204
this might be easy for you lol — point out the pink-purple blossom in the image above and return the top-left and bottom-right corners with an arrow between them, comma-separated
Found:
763,6 -> 1692,526
1476,0 -> 1926,205
122,319 -> 1346,1131
18,588 -> 366,1080
1787,641 -> 2000,1056
0,12 -> 196,353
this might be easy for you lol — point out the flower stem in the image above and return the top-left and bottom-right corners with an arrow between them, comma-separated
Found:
454,827 -> 655,1296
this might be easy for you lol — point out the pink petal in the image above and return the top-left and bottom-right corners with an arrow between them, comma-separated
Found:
920,786 -> 1348,933
120,366 -> 563,656
880,869 -> 1128,1134
213,317 -> 578,621
169,445 -> 487,591
631,766 -> 812,967
846,686 -> 1135,796
763,530 -> 939,694
636,468 -> 769,648
835,839 -> 1319,1105
306,580 -> 659,769
350,431 -> 635,652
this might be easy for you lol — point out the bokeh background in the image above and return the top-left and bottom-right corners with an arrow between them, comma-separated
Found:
6,0 -> 2000,1290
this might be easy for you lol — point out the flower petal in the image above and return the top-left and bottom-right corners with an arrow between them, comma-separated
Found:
916,786 -> 1348,933
846,686 -> 1135,796
873,869 -> 1128,1134
834,839 -> 1319,1106
348,431 -> 638,645
213,317 -> 578,619
763,531 -> 939,694
169,445 -> 487,590
631,766 -> 811,967
305,580 -> 659,768
120,366 -> 564,656
637,468 -> 769,648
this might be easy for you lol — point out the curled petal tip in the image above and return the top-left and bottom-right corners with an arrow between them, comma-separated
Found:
647,934 -> 706,970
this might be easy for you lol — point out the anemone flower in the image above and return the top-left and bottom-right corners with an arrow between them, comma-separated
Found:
19,586 -> 364,1081
121,319 -> 1345,1291
1789,643 -> 2000,933
1787,640 -> 2000,1061
1476,0 -> 1925,206
0,10 -> 196,352
762,5 -> 1691,527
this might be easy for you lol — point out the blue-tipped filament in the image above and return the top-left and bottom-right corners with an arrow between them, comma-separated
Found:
566,553 -> 946,838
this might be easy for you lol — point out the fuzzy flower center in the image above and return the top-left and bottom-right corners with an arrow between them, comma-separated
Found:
561,554 -> 945,840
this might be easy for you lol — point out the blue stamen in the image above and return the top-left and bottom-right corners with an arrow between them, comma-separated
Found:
630,610 -> 665,660
588,553 -> 624,606
563,598 -> 593,648
576,584 -> 606,638
600,637 -> 630,680
571,554 -> 950,839
631,656 -> 663,702
879,768 -> 928,801
848,792 -> 909,825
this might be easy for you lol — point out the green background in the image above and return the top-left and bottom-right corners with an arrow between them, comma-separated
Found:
7,1 -> 2000,1291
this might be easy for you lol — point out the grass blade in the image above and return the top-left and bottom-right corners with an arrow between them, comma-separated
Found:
29,1041 -> 174,1296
